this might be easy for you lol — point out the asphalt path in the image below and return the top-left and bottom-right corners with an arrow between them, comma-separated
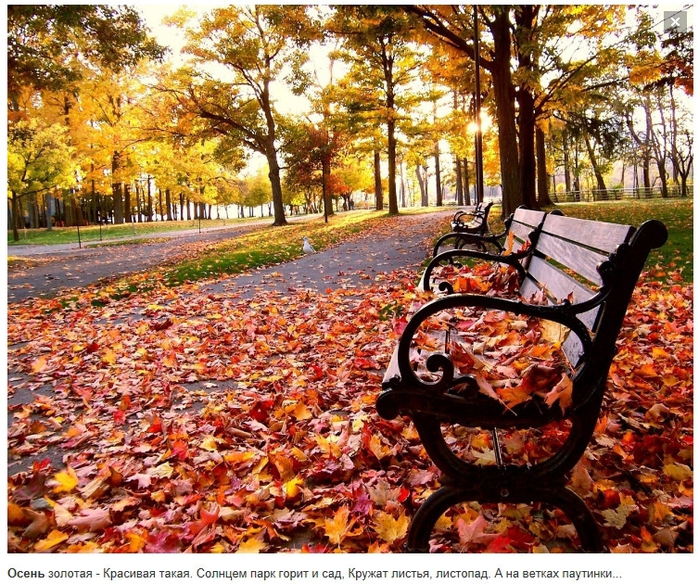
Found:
6,220 -> 274,304
6,211 -> 452,304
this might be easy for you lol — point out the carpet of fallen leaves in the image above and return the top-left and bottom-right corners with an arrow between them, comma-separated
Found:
7,256 -> 693,553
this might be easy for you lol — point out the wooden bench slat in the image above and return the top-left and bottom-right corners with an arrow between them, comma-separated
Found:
523,256 -> 596,305
509,221 -> 537,244
535,232 -> 609,286
512,208 -> 546,228
542,214 -> 633,253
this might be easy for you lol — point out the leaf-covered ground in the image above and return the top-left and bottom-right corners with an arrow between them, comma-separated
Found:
7,241 -> 693,552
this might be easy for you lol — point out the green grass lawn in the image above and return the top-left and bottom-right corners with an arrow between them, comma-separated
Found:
7,216 -> 266,246
162,210 -> 390,286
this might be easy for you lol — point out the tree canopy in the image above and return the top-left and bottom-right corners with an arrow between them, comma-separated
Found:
7,5 -> 693,235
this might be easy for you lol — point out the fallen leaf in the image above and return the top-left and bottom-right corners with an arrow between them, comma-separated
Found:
374,511 -> 409,544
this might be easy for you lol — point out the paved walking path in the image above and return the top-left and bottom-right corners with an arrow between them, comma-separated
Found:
6,211 -> 452,304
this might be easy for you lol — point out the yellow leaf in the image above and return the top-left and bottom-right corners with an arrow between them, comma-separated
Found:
652,347 -> 670,360
374,511 -> 409,544
252,456 -> 269,476
663,462 -> 692,481
151,490 -> 167,503
324,506 -> 351,545
291,402 -> 312,420
225,451 -> 257,466
200,435 -> 218,452
272,453 -> 294,482
126,531 -> 147,552
368,434 -> 391,460
102,348 -> 117,365
150,462 -> 174,479
162,352 -> 178,368
50,501 -> 74,527
52,467 -> 79,493
34,529 -> 69,552
236,537 -> 267,553
8,503 -> 25,525
283,477 -> 303,499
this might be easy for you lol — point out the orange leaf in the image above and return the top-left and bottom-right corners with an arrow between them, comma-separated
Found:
31,355 -> 48,373
374,511 -> 409,544
324,506 -> 351,545
34,529 -> 69,552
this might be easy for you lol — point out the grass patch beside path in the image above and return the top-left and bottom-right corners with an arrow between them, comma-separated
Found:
162,210 -> 403,286
7,216 -> 265,246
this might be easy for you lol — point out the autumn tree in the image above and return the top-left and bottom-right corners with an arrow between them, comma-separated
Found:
8,120 -> 76,240
406,5 -> 636,214
167,6 -> 321,227
330,6 -> 424,215
8,5 -> 164,107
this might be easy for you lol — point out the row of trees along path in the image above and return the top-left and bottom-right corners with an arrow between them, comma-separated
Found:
8,6 -> 693,239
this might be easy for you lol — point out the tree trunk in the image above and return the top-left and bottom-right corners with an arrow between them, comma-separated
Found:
165,188 -> 172,221
113,182 -> 123,224
563,133 -> 572,194
434,140 -> 443,206
536,126 -> 553,206
463,158 -> 471,206
488,8 -> 521,217
514,6 -> 539,209
455,157 -> 464,206
136,183 -> 142,222
266,146 -> 287,225
373,149 -> 384,211
11,191 -> 21,241
416,165 -> 428,206
124,184 -> 132,223
322,157 -> 333,218
147,177 -> 153,221
45,192 -> 53,231
517,88 -> 537,208
583,134 -> 607,197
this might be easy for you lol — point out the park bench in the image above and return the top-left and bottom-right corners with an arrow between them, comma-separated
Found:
423,206 -> 552,292
444,201 -> 493,241
377,212 -> 668,552
434,201 -> 496,256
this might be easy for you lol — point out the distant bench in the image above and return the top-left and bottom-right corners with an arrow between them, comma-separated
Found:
433,202 -> 494,254
422,206 -> 554,293
378,210 -> 667,552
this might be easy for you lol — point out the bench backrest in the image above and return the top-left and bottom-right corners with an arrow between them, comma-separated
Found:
519,214 -> 667,368
506,207 -> 547,255
452,201 -> 493,229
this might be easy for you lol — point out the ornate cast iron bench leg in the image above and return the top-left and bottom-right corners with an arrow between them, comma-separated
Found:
406,483 -> 604,553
